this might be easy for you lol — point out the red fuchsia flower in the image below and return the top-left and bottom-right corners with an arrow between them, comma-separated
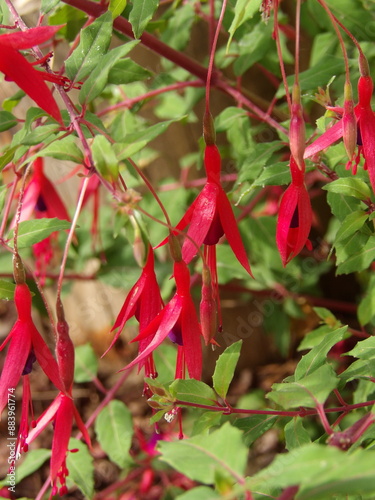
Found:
25,391 -> 91,496
0,26 -> 63,123
0,283 -> 65,414
168,144 -> 252,276
17,157 -> 70,284
122,255 -> 203,381
276,156 -> 312,266
304,73 -> 375,193
105,245 -> 163,378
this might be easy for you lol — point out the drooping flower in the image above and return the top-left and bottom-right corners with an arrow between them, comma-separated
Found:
105,245 -> 163,378
17,157 -> 70,284
304,74 -> 375,194
122,256 -> 203,380
0,283 -> 65,414
159,144 -> 252,276
276,156 -> 312,266
25,391 -> 91,496
0,26 -> 63,123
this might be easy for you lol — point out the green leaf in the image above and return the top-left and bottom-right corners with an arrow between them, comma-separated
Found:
41,0 -> 60,14
12,449 -> 50,484
337,236 -> 375,275
129,0 -> 159,38
0,146 -> 17,171
158,422 -> 247,484
92,135 -> 119,181
8,218 -> 71,249
233,414 -> 278,446
0,111 -> 17,132
295,326 -> 348,380
284,417 -> 311,451
324,177 -> 372,201
358,274 -> 375,326
95,400 -> 133,468
247,443 -> 375,498
212,340 -> 242,399
108,0 -> 127,18
267,364 -> 339,408
65,12 -> 113,82
0,280 -> 15,300
22,124 -> 60,146
334,210 -> 369,245
27,136 -> 84,164
326,190 -> 362,222
346,336 -> 375,360
107,59 -> 152,85
114,117 -> 184,159
340,358 -> 375,384
227,0 -> 263,49
176,486 -> 221,500
252,162 -> 291,187
79,41 -> 139,104
169,379 -> 217,406
66,438 -> 94,499
74,344 -> 99,383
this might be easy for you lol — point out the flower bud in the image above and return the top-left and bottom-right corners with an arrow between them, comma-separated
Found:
342,82 -> 357,161
200,267 -> 218,345
203,110 -> 216,146
289,83 -> 306,170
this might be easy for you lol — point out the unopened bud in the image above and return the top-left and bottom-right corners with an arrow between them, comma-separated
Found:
13,253 -> 26,284
168,234 -> 182,262
289,84 -> 306,170
203,110 -> 216,146
343,82 -> 357,161
359,53 -> 370,77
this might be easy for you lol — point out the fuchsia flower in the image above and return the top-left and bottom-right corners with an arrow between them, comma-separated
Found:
122,257 -> 203,380
304,75 -> 375,193
0,26 -> 63,123
106,246 -> 163,377
26,391 -> 91,496
18,157 -> 70,284
0,283 -> 65,414
169,144 -> 252,276
276,157 -> 312,266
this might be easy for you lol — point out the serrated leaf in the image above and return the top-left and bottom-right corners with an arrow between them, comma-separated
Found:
79,41 -> 139,104
252,162 -> 291,187
284,417 -> 311,451
0,280 -> 15,300
295,326 -> 348,380
0,111 -> 18,132
233,414 -> 278,446
66,438 -> 94,499
65,12 -> 113,82
340,358 -> 375,384
169,379 -> 217,406
227,0 -> 263,49
158,422 -> 247,484
267,364 -> 339,409
8,218 -> 71,249
74,344 -> 99,383
108,0 -> 127,18
346,336 -> 375,360
324,177 -> 372,200
129,0 -> 159,38
95,400 -> 133,468
41,0 -> 60,14
212,340 -> 242,399
0,146 -> 17,171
